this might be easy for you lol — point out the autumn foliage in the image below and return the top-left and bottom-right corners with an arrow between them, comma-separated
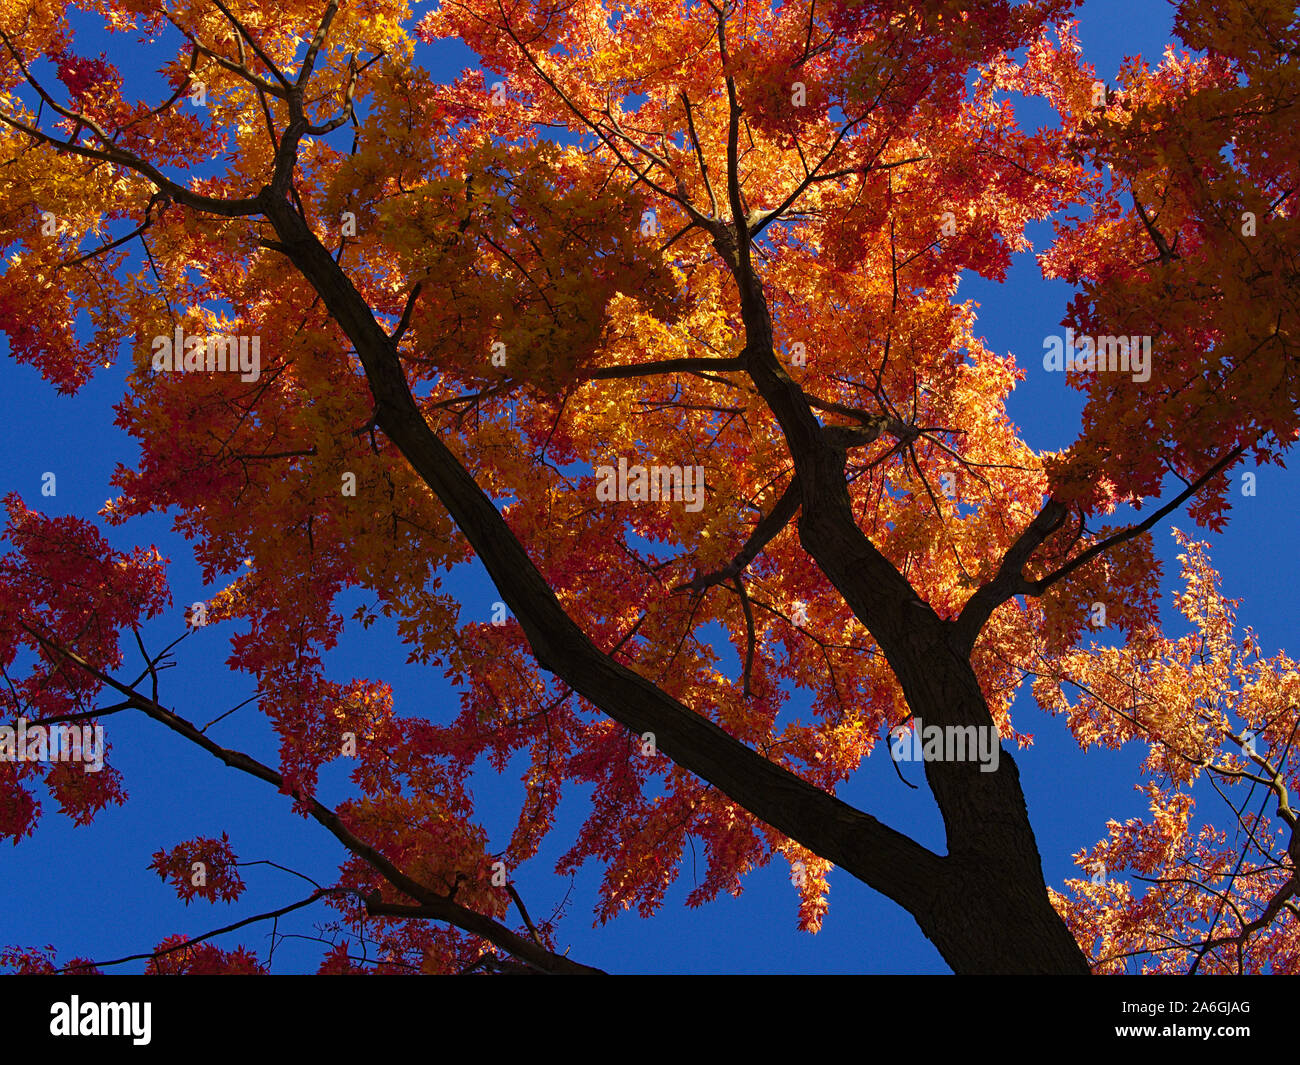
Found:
0,0 -> 1296,973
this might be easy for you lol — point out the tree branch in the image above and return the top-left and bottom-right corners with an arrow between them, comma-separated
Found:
677,476 -> 801,592
18,620 -> 602,976
62,889 -> 348,972
256,191 -> 948,921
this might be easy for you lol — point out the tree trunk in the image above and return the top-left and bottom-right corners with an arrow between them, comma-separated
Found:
261,188 -> 1091,974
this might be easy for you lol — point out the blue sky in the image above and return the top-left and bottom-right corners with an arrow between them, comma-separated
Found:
2,0 -> 1295,974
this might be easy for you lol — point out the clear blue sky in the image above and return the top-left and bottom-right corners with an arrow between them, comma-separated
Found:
2,0 -> 1295,974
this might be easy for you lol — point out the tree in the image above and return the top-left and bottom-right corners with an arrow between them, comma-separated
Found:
0,0 -> 1295,974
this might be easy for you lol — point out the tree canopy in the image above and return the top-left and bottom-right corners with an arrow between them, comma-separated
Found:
0,0 -> 1296,974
